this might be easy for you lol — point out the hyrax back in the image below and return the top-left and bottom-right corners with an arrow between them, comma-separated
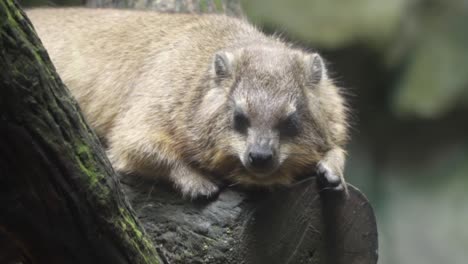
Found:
28,8 -> 349,198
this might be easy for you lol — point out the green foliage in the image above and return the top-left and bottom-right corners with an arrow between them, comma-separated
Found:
391,1 -> 468,117
242,0 -> 468,119
242,0 -> 407,49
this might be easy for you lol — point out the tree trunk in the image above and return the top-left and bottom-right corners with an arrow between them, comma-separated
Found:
1,0 -> 378,263
0,1 -> 161,263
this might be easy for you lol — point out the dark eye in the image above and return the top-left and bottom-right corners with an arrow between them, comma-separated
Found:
277,113 -> 300,138
233,110 -> 249,134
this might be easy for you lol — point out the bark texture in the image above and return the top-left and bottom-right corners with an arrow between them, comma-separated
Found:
0,1 -> 160,263
123,177 -> 378,264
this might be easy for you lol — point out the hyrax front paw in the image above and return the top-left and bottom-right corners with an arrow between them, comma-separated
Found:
316,163 -> 344,191
180,177 -> 219,200
171,166 -> 220,199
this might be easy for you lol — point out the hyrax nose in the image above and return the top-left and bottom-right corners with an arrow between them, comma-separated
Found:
248,150 -> 273,169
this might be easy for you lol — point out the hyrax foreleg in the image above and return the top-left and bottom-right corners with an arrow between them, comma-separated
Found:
316,147 -> 347,193
169,163 -> 219,199
106,135 -> 219,199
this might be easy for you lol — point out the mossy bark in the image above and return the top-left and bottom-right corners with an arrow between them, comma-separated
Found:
0,0 -> 160,263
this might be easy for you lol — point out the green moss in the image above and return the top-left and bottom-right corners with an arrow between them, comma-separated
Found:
112,208 -> 160,263
77,143 -> 90,155
76,144 -> 98,183
3,0 -> 53,80
75,141 -> 113,207
75,142 -> 156,263
119,208 -> 151,242
78,160 -> 101,191
4,1 -> 17,25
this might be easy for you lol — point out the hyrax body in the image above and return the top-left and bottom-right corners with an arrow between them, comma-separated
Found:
28,8 -> 349,198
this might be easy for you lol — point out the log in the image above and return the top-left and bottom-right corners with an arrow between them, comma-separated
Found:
0,1 -> 161,263
122,177 -> 378,264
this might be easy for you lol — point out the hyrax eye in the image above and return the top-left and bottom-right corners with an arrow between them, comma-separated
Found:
277,114 -> 300,138
233,110 -> 249,133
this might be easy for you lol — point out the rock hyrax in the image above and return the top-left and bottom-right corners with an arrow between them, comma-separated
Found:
28,8 -> 349,198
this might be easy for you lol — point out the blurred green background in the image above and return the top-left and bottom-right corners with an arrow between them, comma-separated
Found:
21,0 -> 468,263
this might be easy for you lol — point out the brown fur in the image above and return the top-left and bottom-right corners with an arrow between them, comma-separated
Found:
27,8 -> 349,198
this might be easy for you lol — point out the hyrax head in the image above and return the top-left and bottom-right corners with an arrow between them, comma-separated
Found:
207,46 -> 329,184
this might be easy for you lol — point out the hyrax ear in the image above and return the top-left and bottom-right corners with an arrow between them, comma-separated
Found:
213,51 -> 235,78
305,53 -> 327,86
